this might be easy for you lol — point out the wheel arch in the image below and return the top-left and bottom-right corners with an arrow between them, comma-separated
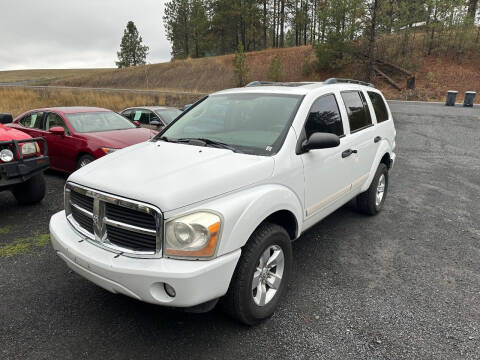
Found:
361,143 -> 393,192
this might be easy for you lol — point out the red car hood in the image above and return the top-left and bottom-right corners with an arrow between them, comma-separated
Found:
80,128 -> 157,148
0,124 -> 31,141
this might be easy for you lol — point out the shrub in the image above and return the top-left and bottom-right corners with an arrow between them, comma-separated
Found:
267,55 -> 284,82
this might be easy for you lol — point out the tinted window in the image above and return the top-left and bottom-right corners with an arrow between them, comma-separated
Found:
20,112 -> 44,129
341,91 -> 372,132
368,91 -> 389,123
133,110 -> 152,125
121,110 -> 133,120
45,113 -> 68,132
305,94 -> 343,138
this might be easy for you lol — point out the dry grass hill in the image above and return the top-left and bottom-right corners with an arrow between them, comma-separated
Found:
0,44 -> 479,117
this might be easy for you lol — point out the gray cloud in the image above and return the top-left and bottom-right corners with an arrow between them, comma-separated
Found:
0,0 -> 171,70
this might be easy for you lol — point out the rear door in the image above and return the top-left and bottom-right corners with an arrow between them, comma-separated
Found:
16,111 -> 48,153
300,93 -> 355,220
339,90 -> 378,194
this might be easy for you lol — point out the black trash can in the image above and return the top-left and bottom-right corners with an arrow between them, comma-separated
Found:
464,91 -> 476,107
446,90 -> 458,106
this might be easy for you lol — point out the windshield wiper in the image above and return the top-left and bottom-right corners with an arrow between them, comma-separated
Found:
176,137 -> 242,153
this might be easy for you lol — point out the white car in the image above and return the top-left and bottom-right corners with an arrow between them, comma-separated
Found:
50,79 -> 396,325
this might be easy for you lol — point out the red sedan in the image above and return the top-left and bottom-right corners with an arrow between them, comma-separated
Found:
7,107 -> 157,173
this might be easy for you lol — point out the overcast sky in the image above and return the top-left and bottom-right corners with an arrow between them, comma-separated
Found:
0,0 -> 171,70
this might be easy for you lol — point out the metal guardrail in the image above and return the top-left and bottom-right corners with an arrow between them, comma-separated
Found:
0,84 -> 208,97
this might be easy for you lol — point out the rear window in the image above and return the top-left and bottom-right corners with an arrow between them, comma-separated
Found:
341,91 -> 372,132
368,91 -> 389,123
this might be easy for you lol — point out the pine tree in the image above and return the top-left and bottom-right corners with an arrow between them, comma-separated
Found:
267,55 -> 284,82
232,43 -> 249,87
116,21 -> 149,68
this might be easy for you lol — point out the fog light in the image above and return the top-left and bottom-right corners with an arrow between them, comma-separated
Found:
164,283 -> 176,297
0,149 -> 14,162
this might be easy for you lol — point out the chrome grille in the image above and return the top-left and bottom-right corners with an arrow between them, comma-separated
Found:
65,183 -> 162,257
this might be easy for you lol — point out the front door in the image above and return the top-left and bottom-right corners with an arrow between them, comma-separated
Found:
301,93 -> 356,221
44,112 -> 74,171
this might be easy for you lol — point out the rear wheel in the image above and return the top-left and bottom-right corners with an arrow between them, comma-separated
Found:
357,163 -> 388,215
77,154 -> 94,169
222,222 -> 292,325
12,173 -> 46,205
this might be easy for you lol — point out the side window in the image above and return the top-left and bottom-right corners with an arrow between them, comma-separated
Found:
19,112 -> 44,129
367,91 -> 389,123
341,91 -> 372,133
121,110 -> 133,120
305,94 -> 344,137
133,110 -> 151,125
45,113 -> 69,133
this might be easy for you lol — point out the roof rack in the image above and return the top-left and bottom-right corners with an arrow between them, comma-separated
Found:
245,81 -> 276,87
323,78 -> 375,88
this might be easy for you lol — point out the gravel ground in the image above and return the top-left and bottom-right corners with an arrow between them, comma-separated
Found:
0,101 -> 479,359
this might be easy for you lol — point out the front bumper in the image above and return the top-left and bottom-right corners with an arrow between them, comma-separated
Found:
49,211 -> 241,307
0,155 -> 49,187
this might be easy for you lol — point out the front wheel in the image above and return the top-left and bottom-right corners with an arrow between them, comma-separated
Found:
222,222 -> 292,325
77,154 -> 94,169
12,173 -> 46,205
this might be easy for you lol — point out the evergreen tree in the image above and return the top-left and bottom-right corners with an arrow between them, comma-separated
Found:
116,21 -> 149,68
232,43 -> 249,86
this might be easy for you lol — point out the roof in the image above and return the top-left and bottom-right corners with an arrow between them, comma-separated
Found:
121,106 -> 180,112
33,106 -> 111,114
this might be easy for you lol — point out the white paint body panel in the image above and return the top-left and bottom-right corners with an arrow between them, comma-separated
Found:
50,82 -> 396,308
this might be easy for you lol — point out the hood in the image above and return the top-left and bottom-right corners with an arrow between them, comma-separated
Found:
80,127 -> 156,148
0,124 -> 31,141
69,141 -> 274,212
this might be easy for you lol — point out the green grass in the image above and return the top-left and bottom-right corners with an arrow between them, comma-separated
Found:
0,226 -> 11,235
0,233 -> 50,257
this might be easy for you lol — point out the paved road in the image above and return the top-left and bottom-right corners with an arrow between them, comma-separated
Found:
1,102 -> 479,359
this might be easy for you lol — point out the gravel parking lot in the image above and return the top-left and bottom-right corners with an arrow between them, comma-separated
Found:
1,101 -> 479,359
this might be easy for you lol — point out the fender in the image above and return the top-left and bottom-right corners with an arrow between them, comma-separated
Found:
166,184 -> 303,256
360,140 -> 392,192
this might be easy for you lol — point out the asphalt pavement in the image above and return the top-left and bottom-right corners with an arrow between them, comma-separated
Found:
0,101 -> 479,359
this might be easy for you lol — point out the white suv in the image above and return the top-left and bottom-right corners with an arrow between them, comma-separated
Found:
50,79 -> 396,325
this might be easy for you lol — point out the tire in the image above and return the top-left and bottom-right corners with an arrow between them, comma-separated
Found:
12,173 -> 46,205
77,154 -> 94,169
222,222 -> 292,325
357,163 -> 388,215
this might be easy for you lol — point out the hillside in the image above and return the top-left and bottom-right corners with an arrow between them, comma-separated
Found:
1,45 -> 479,102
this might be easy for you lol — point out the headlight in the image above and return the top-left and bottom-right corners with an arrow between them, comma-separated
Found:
101,147 -> 118,154
165,212 -> 221,258
0,149 -> 14,162
21,142 -> 39,155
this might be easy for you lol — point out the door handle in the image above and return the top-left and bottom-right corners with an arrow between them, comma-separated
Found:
342,149 -> 357,158
374,136 -> 382,143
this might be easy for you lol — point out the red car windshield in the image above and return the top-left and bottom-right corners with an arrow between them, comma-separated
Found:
66,111 -> 136,133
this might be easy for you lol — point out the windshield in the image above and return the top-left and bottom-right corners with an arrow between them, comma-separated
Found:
66,111 -> 136,133
155,109 -> 182,124
159,93 -> 303,155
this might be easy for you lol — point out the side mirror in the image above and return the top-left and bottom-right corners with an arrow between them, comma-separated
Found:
133,121 -> 141,127
49,126 -> 65,135
150,120 -> 162,128
302,133 -> 340,152
0,114 -> 13,124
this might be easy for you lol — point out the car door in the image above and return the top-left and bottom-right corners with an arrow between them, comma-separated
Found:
300,93 -> 357,221
339,90 -> 378,194
44,112 -> 75,171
